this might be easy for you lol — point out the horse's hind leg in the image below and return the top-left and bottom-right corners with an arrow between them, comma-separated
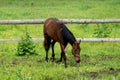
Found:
51,40 -> 56,62
44,34 -> 51,62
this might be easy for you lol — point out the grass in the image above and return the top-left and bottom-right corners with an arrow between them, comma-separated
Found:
0,0 -> 120,80
0,0 -> 120,19
0,53 -> 120,80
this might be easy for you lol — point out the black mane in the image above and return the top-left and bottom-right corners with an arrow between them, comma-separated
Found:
60,23 -> 76,45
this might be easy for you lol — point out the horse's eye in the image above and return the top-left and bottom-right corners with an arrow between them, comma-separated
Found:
75,50 -> 77,51
74,49 -> 78,52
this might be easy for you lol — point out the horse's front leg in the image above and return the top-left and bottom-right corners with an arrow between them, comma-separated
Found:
60,43 -> 67,68
59,43 -> 67,62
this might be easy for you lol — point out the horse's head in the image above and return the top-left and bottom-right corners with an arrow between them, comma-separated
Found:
72,40 -> 81,63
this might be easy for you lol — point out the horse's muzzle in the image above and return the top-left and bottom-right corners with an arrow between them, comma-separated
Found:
76,59 -> 80,63
74,55 -> 80,63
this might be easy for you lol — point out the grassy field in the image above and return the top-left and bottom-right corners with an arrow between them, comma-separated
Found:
0,0 -> 120,80
0,0 -> 120,19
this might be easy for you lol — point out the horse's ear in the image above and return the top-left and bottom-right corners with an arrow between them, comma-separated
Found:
78,40 -> 81,44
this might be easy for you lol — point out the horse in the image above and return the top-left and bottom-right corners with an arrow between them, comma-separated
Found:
43,18 -> 81,67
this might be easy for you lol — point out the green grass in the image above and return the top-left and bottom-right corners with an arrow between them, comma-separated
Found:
0,0 -> 120,19
0,0 -> 120,80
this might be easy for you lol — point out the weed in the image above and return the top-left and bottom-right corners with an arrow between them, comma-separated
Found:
93,24 -> 112,38
16,69 -> 22,80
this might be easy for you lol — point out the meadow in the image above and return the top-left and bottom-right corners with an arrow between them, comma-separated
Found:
0,0 -> 120,80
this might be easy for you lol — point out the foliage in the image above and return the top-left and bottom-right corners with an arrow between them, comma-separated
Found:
16,69 -> 22,80
16,32 -> 37,56
16,69 -> 31,80
93,24 -> 112,38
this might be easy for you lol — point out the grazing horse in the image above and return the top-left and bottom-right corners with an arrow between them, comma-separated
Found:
43,18 -> 81,67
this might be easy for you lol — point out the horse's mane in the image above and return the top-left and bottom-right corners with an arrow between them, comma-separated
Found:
60,23 -> 76,45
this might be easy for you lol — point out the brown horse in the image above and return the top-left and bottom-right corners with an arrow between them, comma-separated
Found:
43,18 -> 81,67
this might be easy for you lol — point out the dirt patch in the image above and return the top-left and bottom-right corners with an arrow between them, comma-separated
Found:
80,67 -> 120,79
96,55 -> 120,61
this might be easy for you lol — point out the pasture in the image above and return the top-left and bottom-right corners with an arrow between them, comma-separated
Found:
0,0 -> 120,80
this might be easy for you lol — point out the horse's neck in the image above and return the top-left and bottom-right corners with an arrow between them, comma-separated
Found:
70,40 -> 77,46
61,24 -> 76,45
65,34 -> 76,46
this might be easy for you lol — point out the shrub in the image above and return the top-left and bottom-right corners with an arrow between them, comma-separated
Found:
16,32 -> 37,56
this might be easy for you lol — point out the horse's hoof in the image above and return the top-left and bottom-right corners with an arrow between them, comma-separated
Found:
45,58 -> 49,62
50,57 -> 54,62
55,60 -> 62,63
65,65 -> 67,68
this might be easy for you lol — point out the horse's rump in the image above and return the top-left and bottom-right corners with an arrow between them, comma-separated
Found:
44,18 -> 65,43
